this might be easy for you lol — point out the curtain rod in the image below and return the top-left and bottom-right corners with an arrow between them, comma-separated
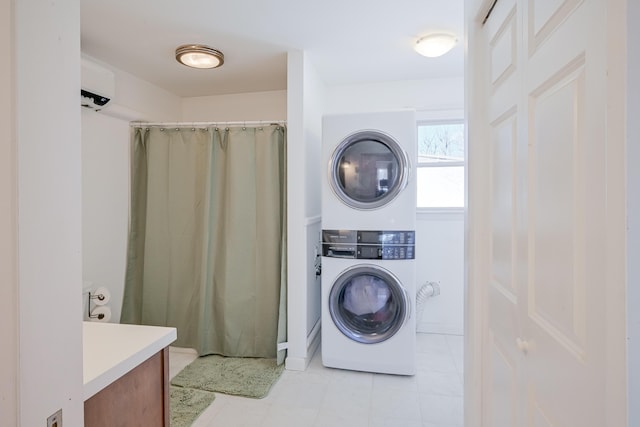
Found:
130,120 -> 286,127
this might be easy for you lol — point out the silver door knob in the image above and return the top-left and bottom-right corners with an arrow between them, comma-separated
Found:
516,337 -> 530,354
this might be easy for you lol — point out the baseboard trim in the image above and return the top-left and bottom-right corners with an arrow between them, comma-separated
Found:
285,322 -> 321,371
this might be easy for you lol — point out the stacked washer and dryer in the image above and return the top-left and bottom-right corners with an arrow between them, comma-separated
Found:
321,110 -> 417,375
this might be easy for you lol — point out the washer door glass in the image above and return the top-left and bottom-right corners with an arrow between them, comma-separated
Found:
330,130 -> 409,210
329,265 -> 409,344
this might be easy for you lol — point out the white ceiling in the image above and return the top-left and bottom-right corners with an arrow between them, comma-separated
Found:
81,0 -> 464,98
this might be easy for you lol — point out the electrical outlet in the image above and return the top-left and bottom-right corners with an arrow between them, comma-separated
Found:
47,409 -> 62,427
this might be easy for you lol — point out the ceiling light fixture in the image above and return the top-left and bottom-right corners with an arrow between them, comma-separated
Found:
175,44 -> 224,69
414,33 -> 458,58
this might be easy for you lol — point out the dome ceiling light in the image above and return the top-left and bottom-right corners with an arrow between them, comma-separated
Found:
175,44 -> 224,69
414,33 -> 458,58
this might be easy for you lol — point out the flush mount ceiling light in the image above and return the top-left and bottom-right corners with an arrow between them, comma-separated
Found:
414,33 -> 458,58
175,44 -> 224,69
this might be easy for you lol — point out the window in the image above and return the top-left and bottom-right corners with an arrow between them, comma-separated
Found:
417,122 -> 465,208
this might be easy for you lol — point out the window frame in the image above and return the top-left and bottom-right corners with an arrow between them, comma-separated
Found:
416,118 -> 465,213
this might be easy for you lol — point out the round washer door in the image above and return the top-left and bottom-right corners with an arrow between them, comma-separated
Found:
329,130 -> 410,210
329,264 -> 410,344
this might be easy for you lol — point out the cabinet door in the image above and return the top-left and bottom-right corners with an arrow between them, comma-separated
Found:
84,348 -> 169,427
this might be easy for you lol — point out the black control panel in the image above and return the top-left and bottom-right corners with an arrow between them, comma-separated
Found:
322,229 -> 415,260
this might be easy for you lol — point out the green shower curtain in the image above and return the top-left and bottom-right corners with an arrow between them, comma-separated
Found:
121,125 -> 287,363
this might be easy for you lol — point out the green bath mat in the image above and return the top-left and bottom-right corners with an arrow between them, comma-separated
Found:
170,385 -> 215,427
171,355 -> 284,399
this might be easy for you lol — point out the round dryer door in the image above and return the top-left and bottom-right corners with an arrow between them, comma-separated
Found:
329,130 -> 410,210
329,264 -> 410,344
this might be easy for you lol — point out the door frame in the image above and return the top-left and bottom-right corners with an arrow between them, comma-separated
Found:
464,0 -> 629,425
627,2 -> 640,425
464,1 -> 495,425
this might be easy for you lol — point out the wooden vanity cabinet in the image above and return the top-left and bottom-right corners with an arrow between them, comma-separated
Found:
84,347 -> 169,427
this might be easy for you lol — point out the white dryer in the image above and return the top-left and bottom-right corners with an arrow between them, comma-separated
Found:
321,111 -> 417,375
321,229 -> 416,375
322,110 -> 416,231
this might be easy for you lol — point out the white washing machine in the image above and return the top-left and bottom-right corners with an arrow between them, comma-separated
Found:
321,229 -> 416,375
321,111 -> 417,375
322,110 -> 416,230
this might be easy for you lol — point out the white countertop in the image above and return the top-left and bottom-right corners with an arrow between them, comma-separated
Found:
83,322 -> 177,400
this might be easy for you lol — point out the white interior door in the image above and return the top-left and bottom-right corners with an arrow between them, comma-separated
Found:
479,0 -> 623,425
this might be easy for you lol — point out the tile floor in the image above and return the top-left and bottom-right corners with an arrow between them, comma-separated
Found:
169,333 -> 464,427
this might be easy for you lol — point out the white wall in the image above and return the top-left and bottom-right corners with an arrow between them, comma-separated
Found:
302,53 -> 324,339
81,59 -> 182,324
182,90 -> 287,121
416,212 -> 464,335
81,111 -> 130,323
306,219 -> 322,335
325,78 -> 464,115
15,0 -> 84,425
0,0 -> 17,423
286,50 -> 325,370
107,58 -> 184,122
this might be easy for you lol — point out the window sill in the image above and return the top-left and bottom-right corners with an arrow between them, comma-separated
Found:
416,207 -> 465,217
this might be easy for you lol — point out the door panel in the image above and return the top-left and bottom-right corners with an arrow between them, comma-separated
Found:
528,0 -> 583,53
491,114 -> 516,295
528,394 -> 555,427
529,61 -> 587,355
490,7 -> 517,88
490,331 -> 519,427
524,0 -> 606,424
485,0 -> 521,425
481,0 -> 608,425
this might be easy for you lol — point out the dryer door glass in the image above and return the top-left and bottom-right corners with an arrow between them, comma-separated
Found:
329,265 -> 409,344
330,130 -> 409,210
